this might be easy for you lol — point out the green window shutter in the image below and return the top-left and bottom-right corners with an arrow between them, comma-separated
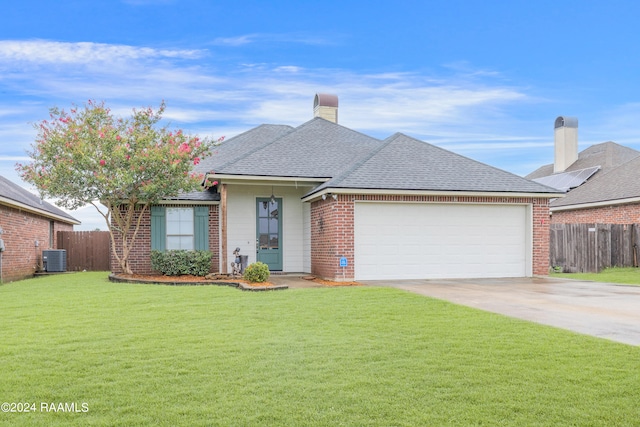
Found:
194,206 -> 209,251
151,206 -> 166,251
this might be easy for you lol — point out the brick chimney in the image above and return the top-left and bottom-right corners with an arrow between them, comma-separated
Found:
313,93 -> 338,123
554,116 -> 578,173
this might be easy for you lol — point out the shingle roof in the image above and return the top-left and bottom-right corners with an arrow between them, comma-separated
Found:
524,141 -> 640,208
308,133 -> 558,196
526,141 -> 640,180
198,118 -> 384,178
0,175 -> 79,224
165,188 -> 220,202
196,124 -> 294,175
195,118 -> 558,197
551,155 -> 640,208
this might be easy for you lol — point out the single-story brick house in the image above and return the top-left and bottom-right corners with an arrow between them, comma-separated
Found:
113,94 -> 561,280
526,116 -> 640,224
0,175 -> 79,282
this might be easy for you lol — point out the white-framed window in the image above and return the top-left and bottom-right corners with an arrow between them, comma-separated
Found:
166,207 -> 194,250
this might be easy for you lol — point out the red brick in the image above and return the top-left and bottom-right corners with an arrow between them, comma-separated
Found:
0,204 -> 73,282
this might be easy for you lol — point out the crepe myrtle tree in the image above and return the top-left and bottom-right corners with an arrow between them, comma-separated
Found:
17,100 -> 221,275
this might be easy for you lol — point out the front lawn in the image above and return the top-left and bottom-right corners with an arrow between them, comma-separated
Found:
1,272 -> 639,426
551,266 -> 640,285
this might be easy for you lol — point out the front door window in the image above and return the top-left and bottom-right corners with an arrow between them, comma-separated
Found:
256,198 -> 282,270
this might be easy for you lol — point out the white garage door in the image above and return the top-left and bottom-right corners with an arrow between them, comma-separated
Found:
354,203 -> 530,280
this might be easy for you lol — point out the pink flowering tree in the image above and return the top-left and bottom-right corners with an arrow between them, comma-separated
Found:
17,100 -> 220,275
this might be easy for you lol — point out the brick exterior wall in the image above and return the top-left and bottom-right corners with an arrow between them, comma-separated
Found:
0,204 -> 74,282
110,205 -> 151,275
310,195 -> 355,280
551,202 -> 640,224
110,204 -> 220,275
310,194 -> 551,281
208,205 -> 220,273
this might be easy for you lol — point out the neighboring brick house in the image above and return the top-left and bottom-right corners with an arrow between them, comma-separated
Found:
526,116 -> 640,224
0,175 -> 79,282
115,94 -> 560,280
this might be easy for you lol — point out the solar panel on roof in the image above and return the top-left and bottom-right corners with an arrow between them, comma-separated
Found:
532,166 -> 600,192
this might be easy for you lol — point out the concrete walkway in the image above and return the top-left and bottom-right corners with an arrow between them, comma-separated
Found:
362,277 -> 640,347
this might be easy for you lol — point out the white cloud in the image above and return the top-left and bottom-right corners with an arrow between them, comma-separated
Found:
0,155 -> 30,162
212,33 -> 336,47
0,40 -> 204,65
212,35 -> 257,46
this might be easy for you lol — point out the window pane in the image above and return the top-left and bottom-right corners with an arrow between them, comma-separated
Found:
167,236 -> 194,250
269,234 -> 279,249
259,234 -> 269,249
269,206 -> 278,219
166,207 -> 194,250
258,201 -> 269,217
269,217 -> 278,234
259,218 -> 269,234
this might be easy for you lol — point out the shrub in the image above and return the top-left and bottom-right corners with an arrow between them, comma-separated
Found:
150,250 -> 212,276
243,262 -> 270,283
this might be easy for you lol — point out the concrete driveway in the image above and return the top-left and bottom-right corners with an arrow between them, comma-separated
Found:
361,277 -> 640,346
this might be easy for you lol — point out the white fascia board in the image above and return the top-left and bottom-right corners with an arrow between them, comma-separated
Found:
0,197 -> 81,225
301,188 -> 565,202
551,196 -> 640,212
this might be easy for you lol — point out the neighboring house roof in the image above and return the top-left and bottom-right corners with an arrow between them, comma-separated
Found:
526,141 -> 640,180
0,175 -> 80,224
198,118 -> 559,197
551,155 -> 640,209
525,141 -> 640,209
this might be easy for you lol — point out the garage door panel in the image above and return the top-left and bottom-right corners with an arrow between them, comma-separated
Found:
355,203 -> 529,280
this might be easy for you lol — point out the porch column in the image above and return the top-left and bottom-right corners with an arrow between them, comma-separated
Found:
220,183 -> 228,274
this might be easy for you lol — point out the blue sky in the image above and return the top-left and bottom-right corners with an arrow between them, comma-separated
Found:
2,0 -> 640,229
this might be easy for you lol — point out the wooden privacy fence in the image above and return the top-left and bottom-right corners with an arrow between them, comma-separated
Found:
57,231 -> 111,271
550,223 -> 640,273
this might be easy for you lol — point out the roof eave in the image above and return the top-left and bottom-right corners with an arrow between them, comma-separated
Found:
551,196 -> 640,212
0,196 -> 81,225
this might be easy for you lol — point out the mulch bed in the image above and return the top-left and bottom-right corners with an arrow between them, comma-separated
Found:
301,276 -> 361,287
109,273 -> 361,289
109,273 -> 286,291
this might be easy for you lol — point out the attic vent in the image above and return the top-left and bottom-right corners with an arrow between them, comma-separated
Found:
313,93 -> 338,123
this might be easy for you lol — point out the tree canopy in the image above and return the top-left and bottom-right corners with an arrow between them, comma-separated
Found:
17,100 -> 219,274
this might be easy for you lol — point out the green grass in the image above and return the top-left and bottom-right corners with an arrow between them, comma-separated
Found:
1,272 -> 639,426
551,266 -> 640,285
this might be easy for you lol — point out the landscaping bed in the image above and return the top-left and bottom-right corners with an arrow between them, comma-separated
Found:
108,273 -> 288,291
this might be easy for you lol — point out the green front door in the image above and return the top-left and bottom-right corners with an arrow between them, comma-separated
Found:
256,198 -> 282,271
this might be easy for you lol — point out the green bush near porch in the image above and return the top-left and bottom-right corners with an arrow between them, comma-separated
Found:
150,250 -> 212,276
243,261 -> 271,283
1,272 -> 639,426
